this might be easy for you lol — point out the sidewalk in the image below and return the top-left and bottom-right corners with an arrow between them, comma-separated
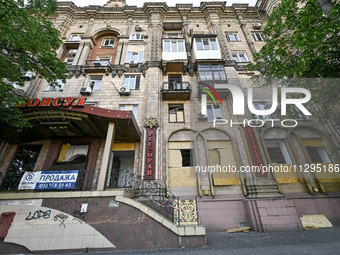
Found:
74,225 -> 340,255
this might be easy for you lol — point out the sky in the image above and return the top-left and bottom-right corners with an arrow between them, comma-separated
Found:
58,0 -> 257,7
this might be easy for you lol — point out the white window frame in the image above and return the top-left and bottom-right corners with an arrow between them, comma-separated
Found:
226,33 -> 240,42
125,44 -> 144,64
89,76 -> 102,91
69,34 -> 82,41
119,105 -> 138,120
198,64 -> 227,81
252,32 -> 265,41
102,38 -> 115,47
46,79 -> 65,92
265,140 -> 292,164
207,104 -> 223,122
123,75 -> 140,90
195,38 -> 219,50
163,39 -> 185,53
130,33 -> 144,41
232,51 -> 249,62
169,104 -> 184,123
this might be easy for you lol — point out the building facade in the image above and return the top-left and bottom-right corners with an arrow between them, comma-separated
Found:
0,0 -> 339,252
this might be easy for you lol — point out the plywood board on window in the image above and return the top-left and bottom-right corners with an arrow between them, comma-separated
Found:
169,168 -> 197,187
271,163 -> 301,184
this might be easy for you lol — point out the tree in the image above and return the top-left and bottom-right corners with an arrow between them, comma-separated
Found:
0,0 -> 67,130
248,0 -> 340,124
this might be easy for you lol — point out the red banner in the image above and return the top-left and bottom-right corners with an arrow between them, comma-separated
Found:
144,127 -> 157,180
244,126 -> 267,177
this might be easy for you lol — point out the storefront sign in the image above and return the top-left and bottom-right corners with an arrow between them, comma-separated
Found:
144,127 -> 156,180
244,126 -> 267,177
144,117 -> 159,180
19,97 -> 86,108
18,170 -> 79,190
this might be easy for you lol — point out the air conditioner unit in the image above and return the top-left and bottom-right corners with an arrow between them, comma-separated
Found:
80,86 -> 92,96
252,23 -> 262,29
69,50 -> 77,56
135,25 -> 142,31
119,86 -> 131,95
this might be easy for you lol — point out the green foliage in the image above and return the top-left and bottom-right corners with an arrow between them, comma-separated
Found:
249,0 -> 339,78
0,0 -> 67,130
248,0 -> 340,124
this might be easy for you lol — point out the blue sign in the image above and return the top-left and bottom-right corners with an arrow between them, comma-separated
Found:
35,170 -> 79,190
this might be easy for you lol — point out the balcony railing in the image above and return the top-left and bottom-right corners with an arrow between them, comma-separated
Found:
86,60 -> 111,67
161,82 -> 191,100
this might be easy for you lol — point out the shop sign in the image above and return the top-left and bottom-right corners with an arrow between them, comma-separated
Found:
19,97 -> 86,108
244,126 -> 267,177
144,117 -> 159,180
18,170 -> 79,190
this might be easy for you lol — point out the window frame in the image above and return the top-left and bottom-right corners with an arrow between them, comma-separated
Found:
102,38 -> 115,47
252,32 -> 265,42
163,39 -> 185,53
232,51 -> 249,62
198,64 -> 227,81
252,102 -> 271,121
119,105 -> 138,120
265,140 -> 292,164
89,76 -> 103,91
46,79 -> 65,92
226,33 -> 240,42
169,104 -> 185,123
195,38 -> 219,50
69,34 -> 82,41
125,44 -> 144,64
123,75 -> 141,90
207,104 -> 223,122
130,33 -> 145,41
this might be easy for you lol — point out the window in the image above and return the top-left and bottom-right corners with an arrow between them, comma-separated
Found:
252,32 -> 265,41
198,64 -> 226,81
125,44 -> 144,64
163,40 -> 185,52
102,38 -> 115,47
195,38 -> 219,50
265,140 -> 292,164
0,146 -> 42,190
107,150 -> 135,188
168,75 -> 182,90
69,34 -> 82,41
252,103 -> 271,121
232,51 -> 249,62
64,145 -> 89,162
46,79 -> 65,92
93,57 -> 111,66
123,75 -> 140,89
207,104 -> 223,122
89,76 -> 102,91
169,104 -> 184,123
181,149 -> 193,167
303,139 -> 331,163
130,33 -> 144,40
65,58 -> 74,65
68,49 -> 77,57
226,33 -> 240,42
119,105 -> 138,120
165,32 -> 180,38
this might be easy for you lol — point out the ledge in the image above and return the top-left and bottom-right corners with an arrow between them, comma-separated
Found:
0,189 -> 124,200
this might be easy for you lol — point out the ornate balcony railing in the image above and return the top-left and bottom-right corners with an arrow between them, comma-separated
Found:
107,170 -> 199,225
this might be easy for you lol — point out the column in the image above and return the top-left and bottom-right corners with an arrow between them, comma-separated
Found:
97,122 -> 115,191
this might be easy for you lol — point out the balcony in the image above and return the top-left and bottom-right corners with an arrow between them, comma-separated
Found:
82,60 -> 112,75
161,82 -> 191,100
